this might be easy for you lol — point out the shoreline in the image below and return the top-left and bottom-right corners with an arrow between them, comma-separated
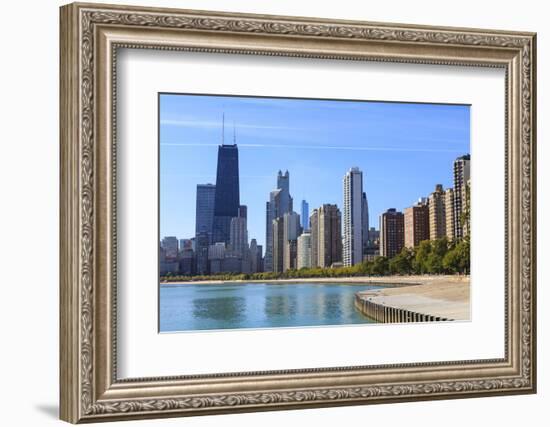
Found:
160,275 -> 469,288
356,276 -> 470,321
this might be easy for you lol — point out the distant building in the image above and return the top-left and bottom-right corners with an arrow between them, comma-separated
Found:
311,204 -> 342,268
161,236 -> 178,260
361,191 -> 370,257
249,239 -> 263,273
178,249 -> 194,275
159,245 -> 179,276
283,211 -> 301,271
343,167 -> 364,266
364,227 -> 380,261
444,188 -> 455,241
379,208 -> 404,258
404,200 -> 430,248
238,204 -> 247,219
309,209 -> 319,268
195,231 -> 210,275
272,217 -> 285,273
429,184 -> 446,240
212,144 -> 240,245
208,242 -> 226,260
264,171 -> 293,272
195,184 -> 216,242
229,216 -> 248,257
368,227 -> 380,246
179,238 -> 193,253
301,200 -> 309,231
297,232 -> 312,269
453,154 -> 471,240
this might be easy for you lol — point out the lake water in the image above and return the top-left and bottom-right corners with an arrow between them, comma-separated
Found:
159,282 -> 384,332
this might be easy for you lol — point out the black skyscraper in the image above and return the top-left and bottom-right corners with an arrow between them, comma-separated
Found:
212,144 -> 240,244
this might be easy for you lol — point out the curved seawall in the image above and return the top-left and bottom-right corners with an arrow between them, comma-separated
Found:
354,294 -> 452,323
354,276 -> 470,323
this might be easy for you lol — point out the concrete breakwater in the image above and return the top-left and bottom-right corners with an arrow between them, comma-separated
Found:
354,294 -> 452,323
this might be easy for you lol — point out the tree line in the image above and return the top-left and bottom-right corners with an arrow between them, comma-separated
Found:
161,236 -> 469,282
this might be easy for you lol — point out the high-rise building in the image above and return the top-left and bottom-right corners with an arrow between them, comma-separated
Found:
379,208 -> 404,258
195,231 -> 210,275
264,171 -> 293,271
178,249 -> 194,275
311,204 -> 342,268
272,217 -> 285,273
208,242 -> 227,275
161,236 -> 178,260
264,190 -> 280,272
453,154 -> 471,240
301,200 -> 309,231
310,209 -> 319,268
283,211 -> 301,271
362,191 -> 369,256
343,167 -> 364,266
229,216 -> 248,257
277,170 -> 293,213
179,238 -> 193,252
404,200 -> 430,248
249,239 -> 263,273
238,204 -> 247,219
444,188 -> 455,241
212,144 -> 240,244
297,231 -> 312,269
429,184 -> 446,240
195,184 -> 216,241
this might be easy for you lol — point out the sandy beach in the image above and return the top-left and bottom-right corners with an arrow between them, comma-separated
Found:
356,275 -> 470,320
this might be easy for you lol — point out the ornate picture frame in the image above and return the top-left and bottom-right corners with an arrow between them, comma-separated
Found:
60,2 -> 536,423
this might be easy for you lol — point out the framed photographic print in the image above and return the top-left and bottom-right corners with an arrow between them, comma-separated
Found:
60,2 -> 537,423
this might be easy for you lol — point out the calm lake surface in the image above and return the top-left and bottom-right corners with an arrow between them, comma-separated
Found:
159,282 -> 385,332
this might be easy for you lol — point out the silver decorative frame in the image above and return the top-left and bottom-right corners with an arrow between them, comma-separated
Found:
60,2 -> 536,423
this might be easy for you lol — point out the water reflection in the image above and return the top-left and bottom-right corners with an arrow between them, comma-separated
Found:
160,282 -> 382,332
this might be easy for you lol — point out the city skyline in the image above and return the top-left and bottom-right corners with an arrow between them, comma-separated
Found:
160,94 -> 470,248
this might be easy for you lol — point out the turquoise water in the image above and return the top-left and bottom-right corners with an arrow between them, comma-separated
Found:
159,282 -> 383,332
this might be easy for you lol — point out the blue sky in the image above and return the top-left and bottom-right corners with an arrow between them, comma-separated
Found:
159,94 -> 470,248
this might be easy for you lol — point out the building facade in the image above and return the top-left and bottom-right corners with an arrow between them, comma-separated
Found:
453,154 -> 471,240
297,232 -> 312,269
272,217 -> 285,273
264,171 -> 293,272
283,211 -> 301,271
161,236 -> 178,260
343,167 -> 364,267
428,184 -> 446,240
301,199 -> 309,231
195,231 -> 210,275
311,204 -> 342,268
249,239 -> 263,273
379,208 -> 404,258
212,144 -> 240,244
404,200 -> 430,248
229,216 -> 248,257
444,188 -> 455,241
361,191 -> 370,256
195,183 -> 216,242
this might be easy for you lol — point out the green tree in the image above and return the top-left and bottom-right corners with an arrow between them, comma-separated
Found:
371,256 -> 389,276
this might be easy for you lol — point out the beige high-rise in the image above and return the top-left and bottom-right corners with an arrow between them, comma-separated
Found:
310,204 -> 342,267
428,184 -> 446,240
444,188 -> 455,241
